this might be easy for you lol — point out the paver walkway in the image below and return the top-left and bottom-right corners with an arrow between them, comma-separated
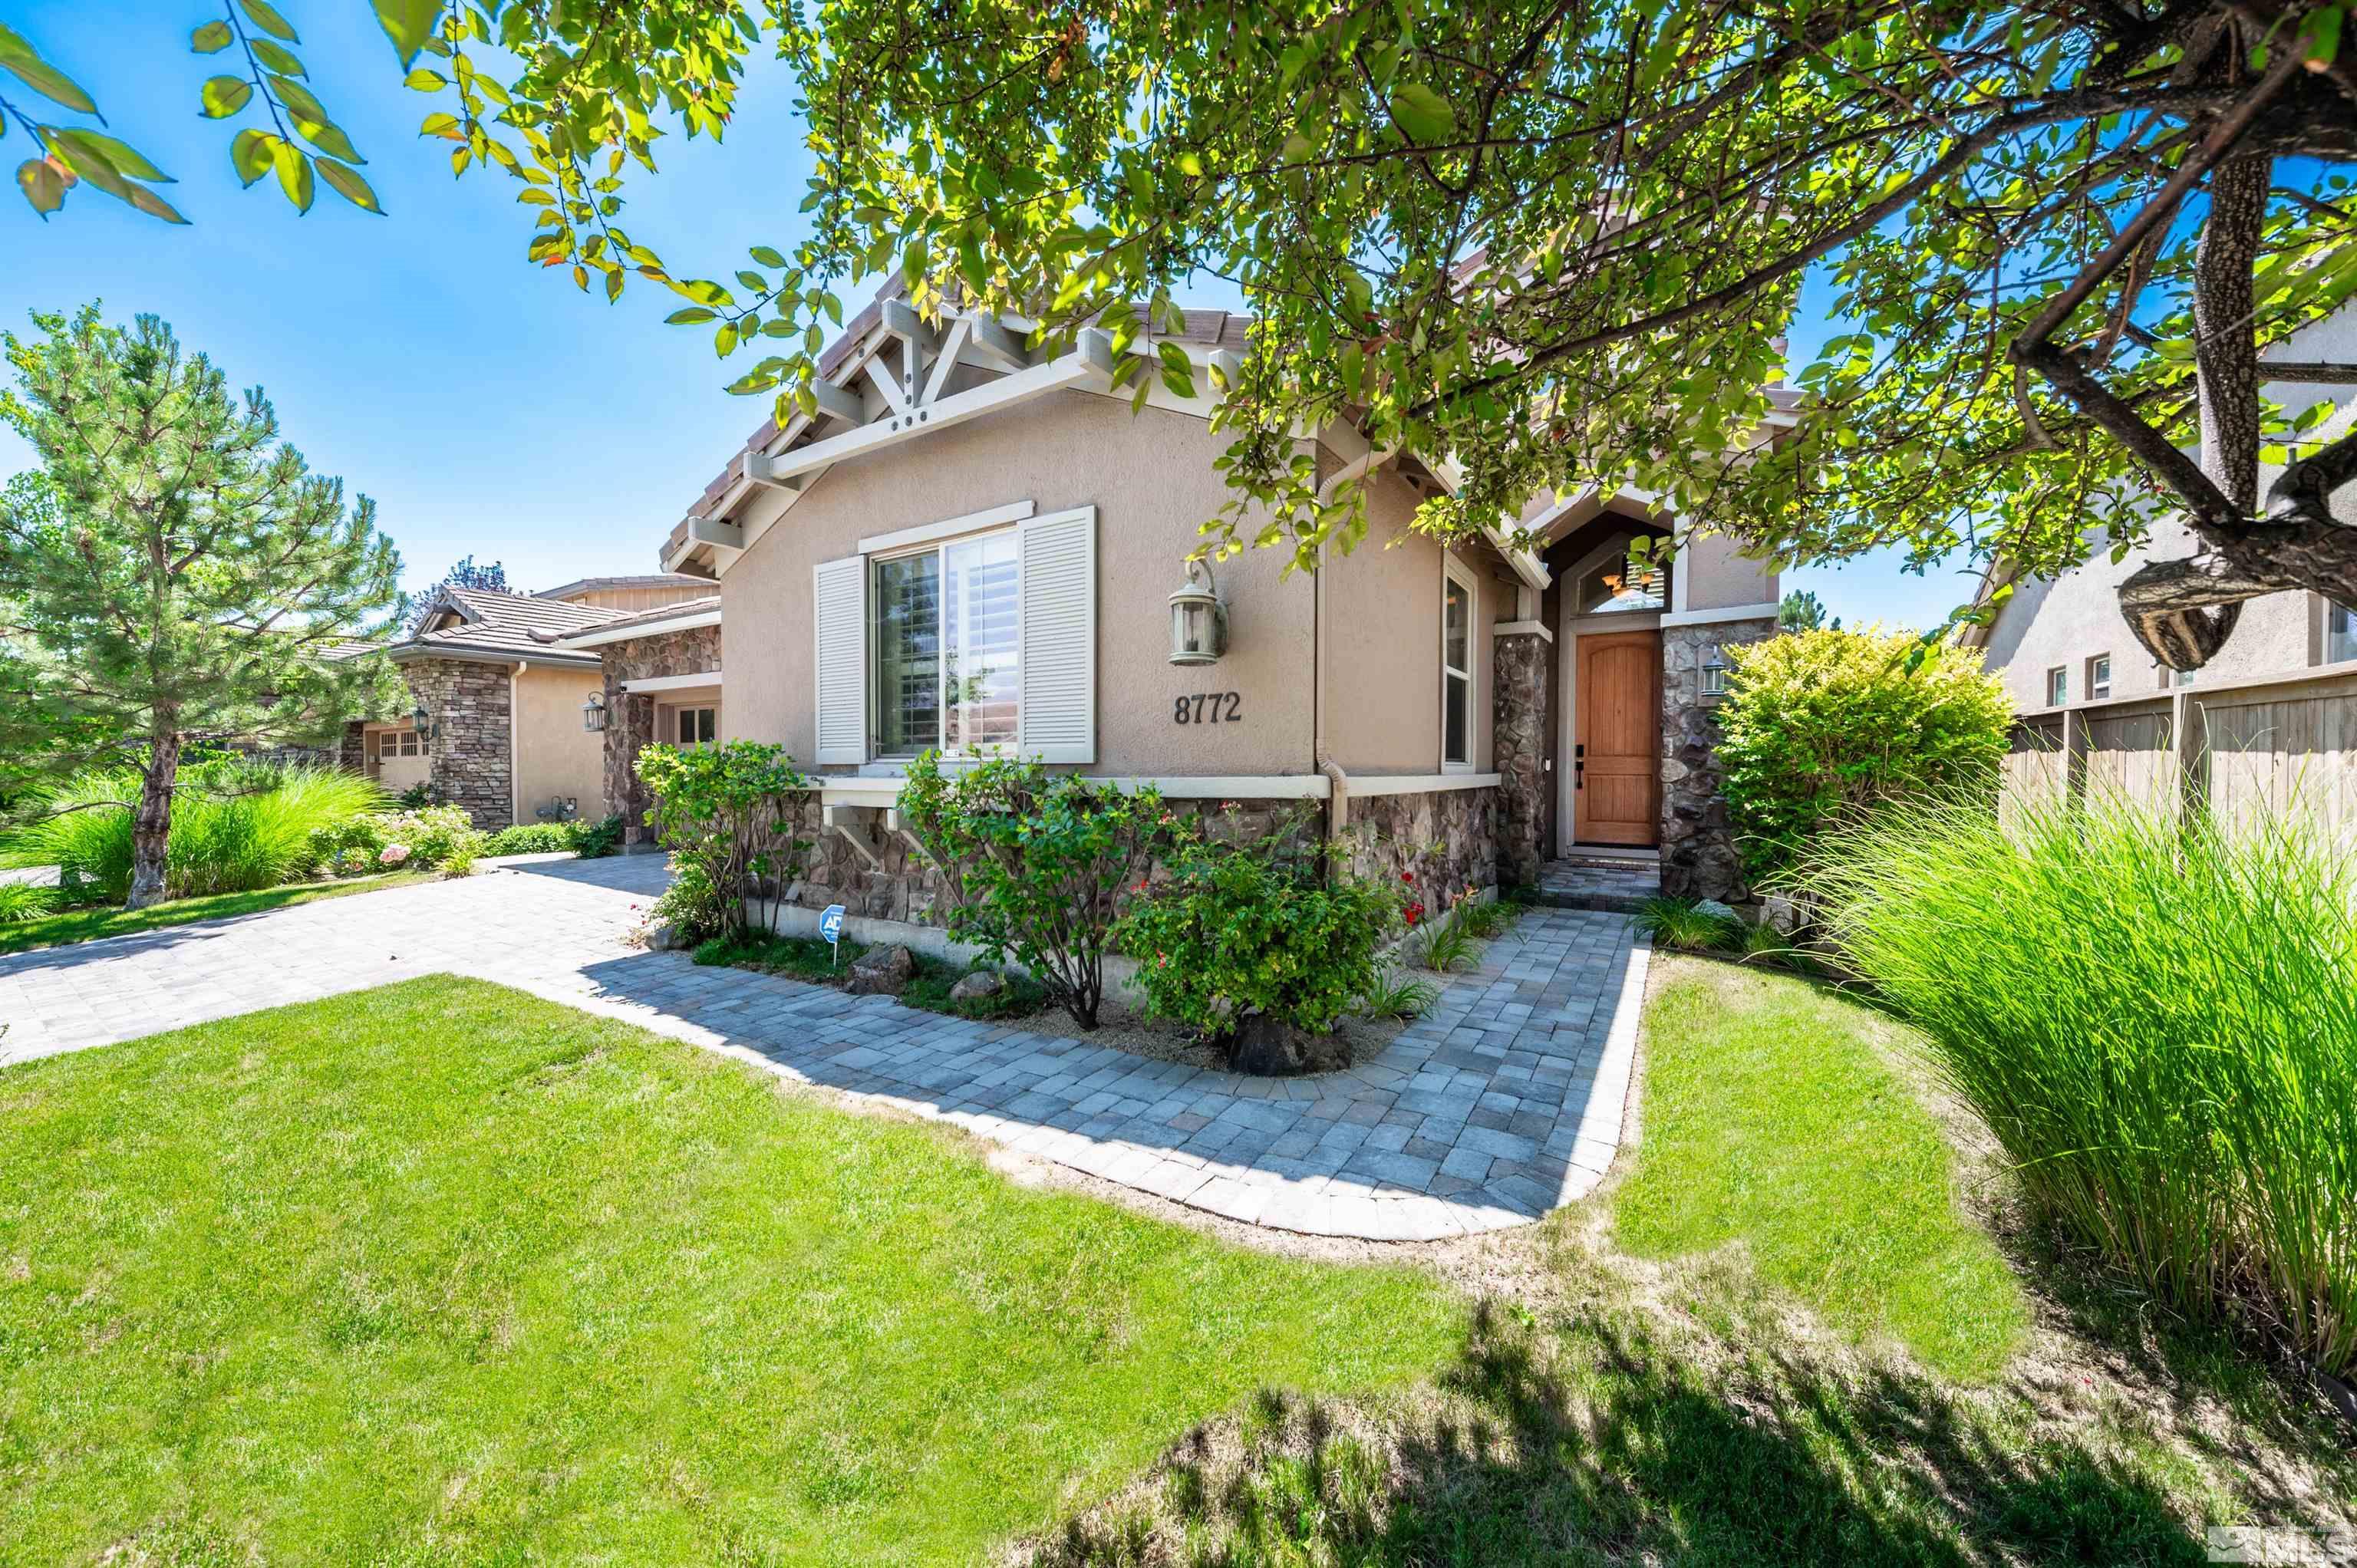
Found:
0,858 -> 1648,1241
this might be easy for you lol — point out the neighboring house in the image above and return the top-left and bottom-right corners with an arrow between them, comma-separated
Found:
605,288 -> 1786,936
342,574 -> 713,828
1966,308 -> 2357,832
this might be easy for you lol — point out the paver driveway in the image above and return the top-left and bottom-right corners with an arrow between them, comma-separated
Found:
0,857 -> 1647,1241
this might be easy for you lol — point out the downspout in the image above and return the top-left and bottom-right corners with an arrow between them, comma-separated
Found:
510,660 -> 526,830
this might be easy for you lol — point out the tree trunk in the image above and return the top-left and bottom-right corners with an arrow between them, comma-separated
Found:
124,728 -> 181,911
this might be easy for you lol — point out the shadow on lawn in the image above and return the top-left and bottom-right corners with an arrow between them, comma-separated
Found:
1024,1303 -> 2206,1567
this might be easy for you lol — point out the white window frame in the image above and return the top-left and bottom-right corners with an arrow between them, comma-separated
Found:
2087,653 -> 2111,700
1441,554 -> 1478,773
2045,665 -> 2067,707
867,526 -> 1021,760
669,703 -> 717,747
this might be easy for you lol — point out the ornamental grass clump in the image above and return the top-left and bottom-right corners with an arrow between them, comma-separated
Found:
1804,789 -> 2357,1379
1,762 -> 384,904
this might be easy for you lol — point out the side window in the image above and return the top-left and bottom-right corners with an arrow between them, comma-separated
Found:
2045,666 -> 2067,707
2088,654 -> 2111,700
2329,601 -> 2357,664
1442,564 -> 1473,769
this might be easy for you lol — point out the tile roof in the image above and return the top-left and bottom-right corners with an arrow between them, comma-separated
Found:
536,572 -> 714,601
541,594 -> 719,642
394,586 -> 613,661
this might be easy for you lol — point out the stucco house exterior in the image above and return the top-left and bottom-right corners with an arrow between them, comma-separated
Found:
341,574 -> 713,828
1966,309 -> 2357,832
590,289 -> 1788,928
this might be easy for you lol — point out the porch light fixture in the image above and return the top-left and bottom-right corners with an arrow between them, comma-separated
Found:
1168,558 -> 1227,666
410,700 -> 438,741
1700,648 -> 1729,698
582,692 -> 608,733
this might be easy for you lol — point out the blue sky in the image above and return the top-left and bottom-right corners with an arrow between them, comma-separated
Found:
1,0 -> 1968,627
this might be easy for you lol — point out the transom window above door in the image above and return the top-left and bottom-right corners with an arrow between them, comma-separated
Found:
1574,536 -> 1668,615
870,531 -> 1020,756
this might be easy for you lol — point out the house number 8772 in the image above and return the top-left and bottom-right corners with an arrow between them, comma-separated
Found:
1173,693 -> 1241,724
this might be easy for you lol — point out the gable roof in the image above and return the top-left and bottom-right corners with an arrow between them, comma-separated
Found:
394,585 -> 610,666
536,572 -> 714,602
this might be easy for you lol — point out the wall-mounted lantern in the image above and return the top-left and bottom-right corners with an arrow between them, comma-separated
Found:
1700,648 -> 1729,698
582,691 -> 608,733
410,700 -> 439,741
1168,558 -> 1227,666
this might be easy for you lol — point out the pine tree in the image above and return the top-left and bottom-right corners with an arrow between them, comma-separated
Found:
0,306 -> 407,908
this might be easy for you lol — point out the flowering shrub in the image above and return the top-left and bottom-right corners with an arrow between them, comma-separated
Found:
896,752 -> 1163,1029
300,803 -> 482,878
635,741 -> 809,942
1116,813 -> 1400,1037
378,843 -> 410,866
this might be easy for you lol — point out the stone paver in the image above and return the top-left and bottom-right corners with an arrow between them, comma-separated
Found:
0,858 -> 1649,1241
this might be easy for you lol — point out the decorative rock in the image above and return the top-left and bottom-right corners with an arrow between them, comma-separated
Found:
843,943 -> 916,996
1762,894 -> 1802,934
644,920 -> 687,951
948,969 -> 1004,1001
1227,1013 -> 1353,1077
1693,898 -> 1739,923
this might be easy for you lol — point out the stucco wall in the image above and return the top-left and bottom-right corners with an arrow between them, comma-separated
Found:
720,390 -> 1320,776
513,663 -> 607,821
1319,471 -> 1502,776
1680,527 -> 1778,612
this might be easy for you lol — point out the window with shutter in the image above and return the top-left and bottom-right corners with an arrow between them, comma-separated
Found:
813,555 -> 866,763
1017,506 -> 1097,764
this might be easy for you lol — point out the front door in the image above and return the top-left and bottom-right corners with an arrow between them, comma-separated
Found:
1574,630 -> 1661,846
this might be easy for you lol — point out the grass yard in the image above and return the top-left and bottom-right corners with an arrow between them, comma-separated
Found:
0,977 -> 1459,1564
0,871 -> 434,956
1614,960 -> 2030,1380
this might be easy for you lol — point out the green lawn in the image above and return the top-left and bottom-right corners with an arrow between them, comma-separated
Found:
0,871 -> 433,955
1613,960 -> 2030,1380
0,977 -> 1460,1564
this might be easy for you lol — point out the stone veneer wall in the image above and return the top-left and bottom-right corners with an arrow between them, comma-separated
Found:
600,623 -> 723,843
407,658 -> 514,829
338,721 -> 368,774
1337,786 -> 1502,908
1490,629 -> 1551,888
1660,618 -> 1777,905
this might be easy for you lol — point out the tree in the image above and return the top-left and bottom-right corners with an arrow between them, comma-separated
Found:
0,306 -> 406,908
8,2 -> 2355,671
1778,590 -> 1838,634
408,554 -> 514,631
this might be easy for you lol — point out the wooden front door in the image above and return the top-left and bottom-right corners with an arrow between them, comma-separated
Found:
1574,630 -> 1662,846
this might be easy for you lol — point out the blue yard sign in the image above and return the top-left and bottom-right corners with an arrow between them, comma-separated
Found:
819,903 -> 846,967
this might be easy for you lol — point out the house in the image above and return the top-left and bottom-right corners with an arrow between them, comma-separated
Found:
1966,308 -> 2357,831
579,289 -> 1788,928
341,574 -> 714,828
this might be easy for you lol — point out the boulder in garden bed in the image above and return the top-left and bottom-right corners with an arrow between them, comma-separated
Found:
949,970 -> 1004,1002
844,944 -> 915,996
1227,1013 -> 1352,1077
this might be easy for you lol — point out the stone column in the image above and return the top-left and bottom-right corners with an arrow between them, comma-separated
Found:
1659,618 -> 1775,907
1492,625 -> 1553,888
609,690 -> 657,845
409,658 -> 516,829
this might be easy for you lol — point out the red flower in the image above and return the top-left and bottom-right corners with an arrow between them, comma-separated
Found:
1400,871 -> 1413,883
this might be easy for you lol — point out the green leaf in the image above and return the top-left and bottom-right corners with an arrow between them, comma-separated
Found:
252,38 -> 305,77
238,0 -> 300,43
316,157 -> 382,214
0,25 -> 98,114
45,129 -> 137,204
714,321 -> 738,357
404,68 -> 447,91
230,128 -> 278,187
373,0 -> 442,68
269,77 -> 365,164
665,306 -> 717,324
735,269 -> 768,293
273,138 -> 314,213
15,156 -> 64,218
1389,83 -> 1455,143
127,183 -> 189,223
199,75 -> 253,118
58,130 -> 170,183
190,20 -> 235,53
750,244 -> 787,268
669,277 -> 737,308
418,112 -> 462,140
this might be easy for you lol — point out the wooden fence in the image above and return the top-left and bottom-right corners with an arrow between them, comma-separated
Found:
2004,666 -> 2357,836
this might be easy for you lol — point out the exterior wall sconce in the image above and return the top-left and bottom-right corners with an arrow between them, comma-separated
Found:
582,692 -> 608,733
1700,648 -> 1729,698
1168,558 -> 1228,666
410,700 -> 440,741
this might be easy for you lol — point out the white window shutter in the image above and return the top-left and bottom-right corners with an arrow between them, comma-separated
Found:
1017,506 -> 1096,764
813,555 -> 865,765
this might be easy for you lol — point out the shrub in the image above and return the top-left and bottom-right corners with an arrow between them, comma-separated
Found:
1,763 -> 385,904
485,823 -> 572,855
566,813 -> 625,858
897,752 -> 1162,1030
1716,625 -> 2013,881
1803,789 -> 2357,1379
1360,965 -> 1441,1022
635,741 -> 809,943
1633,895 -> 1743,954
1116,815 -> 1398,1038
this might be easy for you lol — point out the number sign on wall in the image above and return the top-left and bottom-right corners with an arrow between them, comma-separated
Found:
1171,692 -> 1242,725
